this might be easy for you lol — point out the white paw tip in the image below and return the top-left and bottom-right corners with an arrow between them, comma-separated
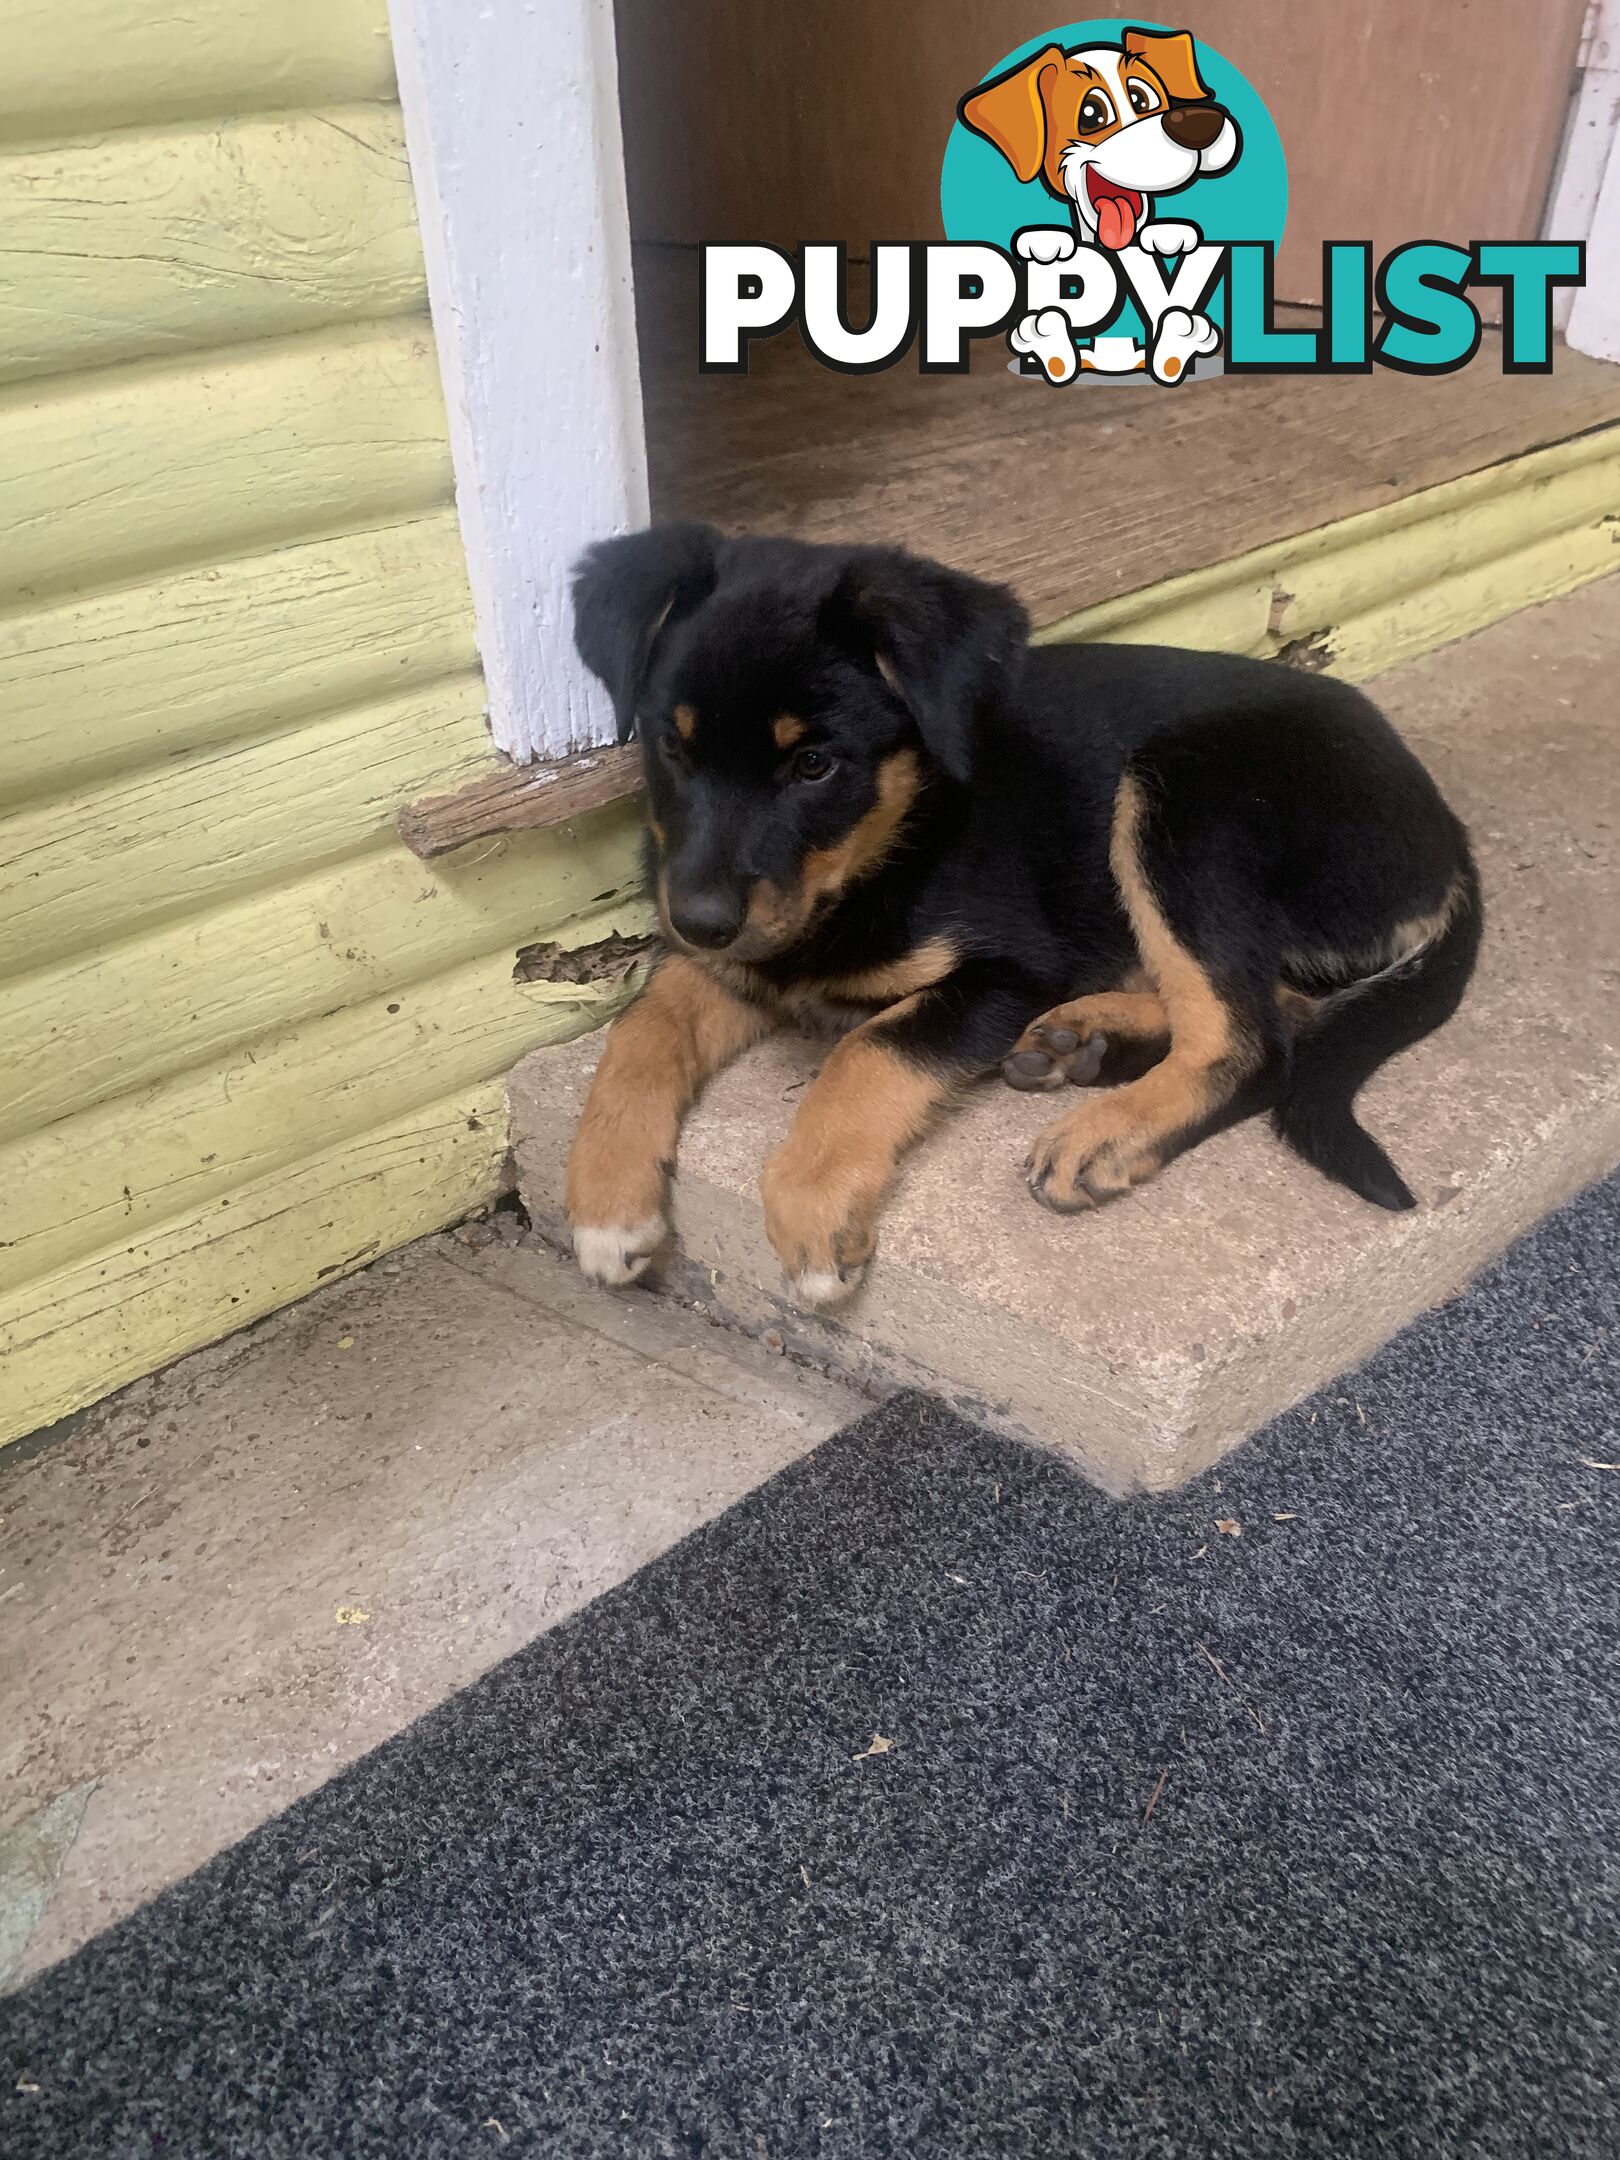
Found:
573,1217 -> 665,1287
788,1265 -> 865,1311
1016,227 -> 1077,263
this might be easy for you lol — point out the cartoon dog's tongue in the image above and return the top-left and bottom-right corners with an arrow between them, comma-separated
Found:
1085,166 -> 1144,250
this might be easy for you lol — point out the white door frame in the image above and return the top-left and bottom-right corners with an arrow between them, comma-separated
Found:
1545,0 -> 1620,360
387,0 -> 648,760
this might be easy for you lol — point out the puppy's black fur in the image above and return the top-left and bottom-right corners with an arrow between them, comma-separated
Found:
573,524 -> 1479,1220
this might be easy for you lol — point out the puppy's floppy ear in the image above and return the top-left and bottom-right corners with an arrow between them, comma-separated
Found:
572,522 -> 720,743
822,549 -> 1029,786
958,45 -> 1063,185
1122,27 -> 1212,104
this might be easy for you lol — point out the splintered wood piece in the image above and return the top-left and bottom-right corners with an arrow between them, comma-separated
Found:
397,745 -> 642,858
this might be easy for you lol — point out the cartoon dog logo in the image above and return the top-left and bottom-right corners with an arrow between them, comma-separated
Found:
959,27 -> 1241,384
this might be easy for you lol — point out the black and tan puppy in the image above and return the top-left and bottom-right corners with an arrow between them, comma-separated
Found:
565,525 -> 1480,1308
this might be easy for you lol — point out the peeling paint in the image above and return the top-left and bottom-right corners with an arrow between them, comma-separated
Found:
513,929 -> 658,986
1274,629 -> 1337,672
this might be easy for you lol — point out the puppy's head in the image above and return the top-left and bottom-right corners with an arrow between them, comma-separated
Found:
573,529 -> 1027,960
959,29 -> 1238,249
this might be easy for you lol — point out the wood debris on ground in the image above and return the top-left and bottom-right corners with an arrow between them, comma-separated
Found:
1195,1639 -> 1269,1734
334,1605 -> 370,1625
1576,1455 -> 1620,1471
1141,1770 -> 1170,1825
1215,1518 -> 1242,1537
852,1733 -> 893,1761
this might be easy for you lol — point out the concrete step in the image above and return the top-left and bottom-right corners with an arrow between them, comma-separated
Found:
510,576 -> 1620,1493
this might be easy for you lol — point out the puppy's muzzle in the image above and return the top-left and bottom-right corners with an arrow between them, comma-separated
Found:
666,886 -> 746,952
1162,103 -> 1227,152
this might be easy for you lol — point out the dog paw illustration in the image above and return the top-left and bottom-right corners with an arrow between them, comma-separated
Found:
1015,226 -> 1078,265
1010,307 -> 1078,383
571,1214 -> 668,1287
1149,306 -> 1220,384
1136,220 -> 1202,257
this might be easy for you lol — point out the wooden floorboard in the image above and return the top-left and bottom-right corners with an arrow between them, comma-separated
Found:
637,248 -> 1620,627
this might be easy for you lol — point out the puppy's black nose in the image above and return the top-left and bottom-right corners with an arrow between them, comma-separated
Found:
668,891 -> 744,951
1163,102 -> 1226,151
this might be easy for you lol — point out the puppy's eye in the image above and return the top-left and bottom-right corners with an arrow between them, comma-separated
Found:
659,726 -> 688,762
1079,90 -> 1115,132
1126,79 -> 1160,116
789,746 -> 837,784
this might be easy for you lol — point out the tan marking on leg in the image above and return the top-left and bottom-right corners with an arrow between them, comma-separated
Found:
761,1002 -> 948,1305
673,703 -> 696,743
746,748 -> 921,947
772,714 -> 805,750
566,955 -> 773,1281
1027,775 -> 1258,1210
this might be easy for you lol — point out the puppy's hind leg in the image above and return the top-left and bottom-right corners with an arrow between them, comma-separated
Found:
1025,773 -> 1286,1211
1002,988 -> 1170,1092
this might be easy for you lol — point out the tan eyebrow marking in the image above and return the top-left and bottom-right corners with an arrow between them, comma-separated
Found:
773,714 -> 806,750
673,703 -> 696,743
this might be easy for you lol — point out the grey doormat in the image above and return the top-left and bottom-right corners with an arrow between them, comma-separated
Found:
4,1178 -> 1619,2159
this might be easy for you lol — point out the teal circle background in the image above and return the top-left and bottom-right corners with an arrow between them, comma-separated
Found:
939,20 -> 1287,339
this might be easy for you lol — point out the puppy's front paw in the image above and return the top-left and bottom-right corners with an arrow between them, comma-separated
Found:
571,1215 -> 667,1288
760,1144 -> 873,1311
565,1121 -> 671,1289
1136,219 -> 1202,256
1009,307 -> 1078,384
1015,226 -> 1078,264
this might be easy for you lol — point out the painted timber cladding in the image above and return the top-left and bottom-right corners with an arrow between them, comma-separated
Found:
0,1 -> 646,1443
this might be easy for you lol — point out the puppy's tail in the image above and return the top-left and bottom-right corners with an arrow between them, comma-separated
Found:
1273,859 -> 1482,1213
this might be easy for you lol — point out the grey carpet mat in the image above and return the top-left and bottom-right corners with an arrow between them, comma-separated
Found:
4,1180 -> 1619,2159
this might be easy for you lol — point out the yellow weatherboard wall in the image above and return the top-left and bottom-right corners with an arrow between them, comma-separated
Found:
0,0 -> 645,1444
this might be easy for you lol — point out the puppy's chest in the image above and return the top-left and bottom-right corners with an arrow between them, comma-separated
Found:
711,938 -> 960,1039
768,980 -> 891,1039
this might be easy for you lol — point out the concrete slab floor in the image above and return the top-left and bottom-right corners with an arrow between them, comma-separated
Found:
0,1230 -> 856,1990
513,573 -> 1620,1493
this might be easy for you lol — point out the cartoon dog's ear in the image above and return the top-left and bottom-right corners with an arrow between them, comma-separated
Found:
1123,27 -> 1212,104
572,522 -> 720,743
958,44 -> 1064,184
822,549 -> 1029,785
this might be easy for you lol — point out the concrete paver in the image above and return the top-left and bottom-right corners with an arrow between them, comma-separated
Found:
514,577 -> 1620,1491
0,1234 -> 854,1986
